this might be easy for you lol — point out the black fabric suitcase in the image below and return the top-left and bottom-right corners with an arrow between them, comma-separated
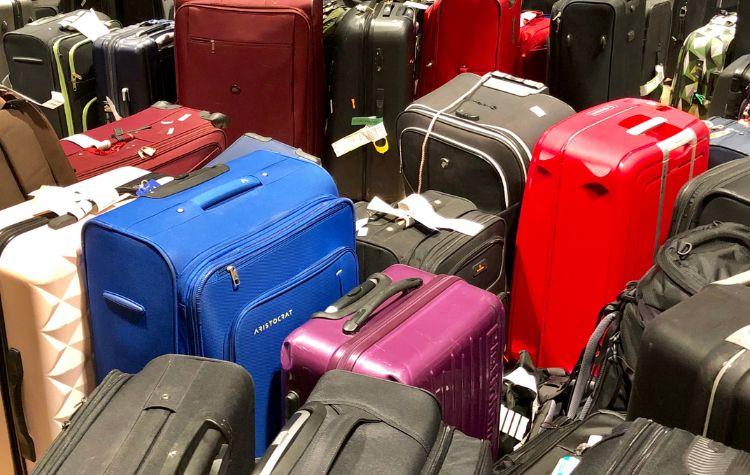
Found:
3,10 -> 119,138
628,283 -> 750,452
30,0 -> 59,19
705,117 -> 750,167
0,0 -> 33,81
33,354 -> 255,475
493,411 -> 626,474
103,0 -> 174,24
325,0 -> 416,203
548,0 -> 645,111
732,0 -> 750,63
670,156 -> 750,233
93,19 -> 175,122
397,72 -> 574,215
708,55 -> 750,119
355,190 -> 507,293
640,0 -> 671,100
575,418 -> 750,474
254,370 -> 493,474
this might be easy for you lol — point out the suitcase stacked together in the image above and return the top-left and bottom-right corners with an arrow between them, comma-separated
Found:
0,0 -> 749,474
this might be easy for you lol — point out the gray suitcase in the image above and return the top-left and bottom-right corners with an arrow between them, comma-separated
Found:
0,0 -> 32,82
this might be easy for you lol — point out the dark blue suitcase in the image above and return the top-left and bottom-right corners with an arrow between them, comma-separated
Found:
82,151 -> 357,456
707,117 -> 750,168
93,19 -> 176,122
206,133 -> 322,167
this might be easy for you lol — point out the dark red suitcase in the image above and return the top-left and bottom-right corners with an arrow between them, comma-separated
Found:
61,102 -> 227,180
174,0 -> 324,155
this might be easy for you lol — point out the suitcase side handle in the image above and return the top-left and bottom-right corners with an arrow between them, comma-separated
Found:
190,176 -> 262,210
342,278 -> 423,334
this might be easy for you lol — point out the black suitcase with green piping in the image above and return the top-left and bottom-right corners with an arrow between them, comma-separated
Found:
3,10 -> 119,138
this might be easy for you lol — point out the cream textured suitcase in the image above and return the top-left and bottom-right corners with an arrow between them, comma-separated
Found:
0,167 -> 148,473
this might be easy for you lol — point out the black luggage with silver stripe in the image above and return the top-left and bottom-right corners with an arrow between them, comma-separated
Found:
396,72 -> 574,215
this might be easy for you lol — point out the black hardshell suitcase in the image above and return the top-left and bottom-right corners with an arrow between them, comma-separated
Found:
640,0 -> 671,100
254,370 -> 492,474
3,10 -> 119,138
325,0 -> 416,203
670,156 -> 750,234
628,283 -> 750,452
93,19 -> 176,122
708,55 -> 750,119
397,72 -> 574,215
548,0 -> 645,111
574,418 -> 750,474
493,411 -> 626,474
355,190 -> 507,293
33,354 -> 255,475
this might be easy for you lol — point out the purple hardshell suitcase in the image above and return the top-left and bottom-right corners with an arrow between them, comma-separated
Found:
281,264 -> 504,453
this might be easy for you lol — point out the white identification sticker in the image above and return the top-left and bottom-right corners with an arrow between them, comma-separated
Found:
357,227 -> 369,237
530,105 -> 546,117
177,113 -> 191,122
61,133 -> 105,149
67,9 -> 110,42
355,217 -> 369,231
331,122 -> 388,157
41,91 -> 65,109
484,77 -> 539,97
167,127 -> 174,135
404,1 -> 429,9
551,455 -> 580,475
726,325 -> 750,351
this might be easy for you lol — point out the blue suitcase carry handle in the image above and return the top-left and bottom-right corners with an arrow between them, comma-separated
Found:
191,176 -> 262,210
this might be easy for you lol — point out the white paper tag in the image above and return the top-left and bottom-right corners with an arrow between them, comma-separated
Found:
499,405 -> 530,441
551,455 -> 580,475
726,325 -> 750,351
41,91 -> 65,109
61,133 -> 105,149
404,1 -> 429,9
66,9 -> 110,42
331,122 -> 388,157
355,217 -> 369,231
530,105 -> 546,117
177,113 -> 191,122
367,194 -> 485,236
357,227 -> 369,237
484,77 -> 540,97
586,435 -> 603,447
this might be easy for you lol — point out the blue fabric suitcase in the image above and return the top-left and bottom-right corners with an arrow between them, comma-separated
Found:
206,132 -> 322,167
82,152 -> 357,455
707,117 -> 750,168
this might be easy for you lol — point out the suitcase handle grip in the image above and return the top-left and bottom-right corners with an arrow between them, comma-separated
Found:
655,128 -> 697,156
342,278 -> 423,334
191,177 -> 262,210
312,274 -> 391,320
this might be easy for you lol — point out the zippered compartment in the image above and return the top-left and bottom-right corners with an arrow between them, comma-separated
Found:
603,420 -> 669,474
186,198 -> 352,356
399,126 -> 514,213
32,371 -> 130,472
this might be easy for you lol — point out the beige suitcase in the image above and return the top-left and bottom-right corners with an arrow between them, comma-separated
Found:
0,167 -> 148,473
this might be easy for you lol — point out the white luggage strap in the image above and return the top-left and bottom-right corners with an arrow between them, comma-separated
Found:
626,117 -> 698,257
363,194 -> 485,236
640,64 -> 665,97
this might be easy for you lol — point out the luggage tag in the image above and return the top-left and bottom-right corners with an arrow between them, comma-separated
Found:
550,455 -> 580,475
351,117 -> 389,154
331,121 -> 388,156
368,194 -> 485,236
61,9 -> 110,42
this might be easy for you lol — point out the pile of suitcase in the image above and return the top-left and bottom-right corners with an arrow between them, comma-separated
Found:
1,0 -> 750,473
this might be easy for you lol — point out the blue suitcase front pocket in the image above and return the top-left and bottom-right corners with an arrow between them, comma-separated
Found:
227,248 -> 357,453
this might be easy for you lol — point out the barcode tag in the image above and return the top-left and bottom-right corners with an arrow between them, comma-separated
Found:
66,9 -> 110,42
331,123 -> 388,157
41,91 -> 65,109
551,455 -> 580,475
499,405 -> 529,441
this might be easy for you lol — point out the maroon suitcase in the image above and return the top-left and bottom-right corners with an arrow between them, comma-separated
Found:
174,0 -> 324,155
61,102 -> 228,180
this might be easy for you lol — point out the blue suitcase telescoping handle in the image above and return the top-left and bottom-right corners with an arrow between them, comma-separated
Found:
190,176 -> 262,210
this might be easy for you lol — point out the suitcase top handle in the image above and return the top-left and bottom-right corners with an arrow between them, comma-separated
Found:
147,164 -> 229,199
311,273 -> 424,334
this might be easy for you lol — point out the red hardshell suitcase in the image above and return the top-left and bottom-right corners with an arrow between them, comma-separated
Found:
174,0 -> 324,155
508,98 -> 709,370
282,264 -> 504,454
61,102 -> 227,181
516,11 -> 549,84
417,0 -> 520,97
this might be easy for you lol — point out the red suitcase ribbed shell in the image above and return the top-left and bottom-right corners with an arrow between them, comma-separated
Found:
509,98 -> 709,370
174,0 -> 324,155
62,105 -> 227,181
417,0 -> 520,97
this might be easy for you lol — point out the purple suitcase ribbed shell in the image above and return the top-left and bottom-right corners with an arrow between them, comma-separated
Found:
281,264 -> 504,452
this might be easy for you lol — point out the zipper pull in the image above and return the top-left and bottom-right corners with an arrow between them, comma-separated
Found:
227,265 -> 240,290
210,39 -> 215,54
71,72 -> 82,91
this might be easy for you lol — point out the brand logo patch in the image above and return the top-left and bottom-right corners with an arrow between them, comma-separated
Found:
254,309 -> 293,335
